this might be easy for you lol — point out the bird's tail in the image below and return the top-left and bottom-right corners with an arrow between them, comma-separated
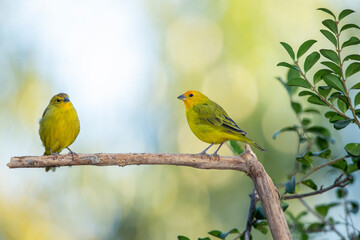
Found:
242,136 -> 266,152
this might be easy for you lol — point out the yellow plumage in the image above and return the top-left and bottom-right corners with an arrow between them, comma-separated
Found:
39,93 -> 80,171
178,90 -> 265,155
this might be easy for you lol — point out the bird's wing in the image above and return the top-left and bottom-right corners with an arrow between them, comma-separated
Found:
192,101 -> 247,135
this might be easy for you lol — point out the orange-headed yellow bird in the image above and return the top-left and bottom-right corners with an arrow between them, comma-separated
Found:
39,93 -> 80,171
178,90 -> 265,155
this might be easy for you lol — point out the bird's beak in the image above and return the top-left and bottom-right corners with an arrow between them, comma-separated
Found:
177,94 -> 186,100
64,97 -> 70,102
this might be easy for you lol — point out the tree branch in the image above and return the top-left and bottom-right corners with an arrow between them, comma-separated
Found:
284,174 -> 351,200
8,145 -> 292,240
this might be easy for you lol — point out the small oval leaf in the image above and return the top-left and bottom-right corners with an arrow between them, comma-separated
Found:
297,40 -> 317,59
277,62 -> 299,71
287,78 -> 312,89
322,74 -> 345,92
307,95 -> 327,106
320,30 -> 337,47
321,61 -> 342,76
341,23 -> 360,32
343,54 -> 360,62
342,37 -> 360,49
322,19 -> 338,34
339,9 -> 355,21
345,62 -> 360,78
301,179 -> 318,190
320,49 -> 339,64
280,42 -> 295,60
304,52 -> 320,72
345,143 -> 360,156
354,92 -> 360,107
317,8 -> 336,19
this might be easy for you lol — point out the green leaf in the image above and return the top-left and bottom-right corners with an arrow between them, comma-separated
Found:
342,37 -> 360,49
322,19 -> 338,34
304,108 -> 320,114
285,176 -> 296,194
320,29 -> 337,47
336,188 -> 347,198
343,54 -> 360,62
345,143 -> 360,156
306,126 -> 331,138
199,238 -> 211,240
304,52 -> 320,72
254,206 -> 266,220
219,228 -> 239,239
356,109 -> 360,118
299,91 -> 316,97
341,23 -> 360,32
253,221 -> 268,234
319,49 -> 339,64
322,74 -> 345,92
315,136 -> 330,150
321,61 -> 341,76
307,95 -> 327,106
287,78 -> 312,89
291,101 -> 302,115
296,152 -> 313,167
345,62 -> 360,78
313,69 -> 332,84
337,98 -> 349,113
355,92 -> 360,107
348,201 -> 359,214
339,9 -> 355,21
280,42 -> 295,60
208,230 -> 222,238
325,111 -> 337,118
178,236 -> 190,240
328,112 -> 347,123
315,203 -> 339,217
297,40 -> 317,59
350,82 -> 360,90
307,222 -> 326,232
333,119 -> 353,129
277,62 -> 298,71
230,140 -> 243,154
301,118 -> 311,127
318,86 -> 332,98
273,126 -> 299,139
347,162 -> 360,173
312,149 -> 332,159
301,179 -> 318,190
331,159 -> 348,171
317,8 -> 336,19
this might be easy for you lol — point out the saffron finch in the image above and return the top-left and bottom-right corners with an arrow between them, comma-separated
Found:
178,90 -> 265,155
39,93 -> 80,171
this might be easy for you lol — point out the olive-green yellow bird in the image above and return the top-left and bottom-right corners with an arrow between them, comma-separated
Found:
178,90 -> 265,155
39,93 -> 80,171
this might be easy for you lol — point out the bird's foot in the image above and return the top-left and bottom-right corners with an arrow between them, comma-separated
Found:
66,147 -> 78,161
210,153 -> 220,161
198,151 -> 211,158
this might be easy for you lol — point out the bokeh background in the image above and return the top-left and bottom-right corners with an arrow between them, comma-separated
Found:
0,0 -> 359,239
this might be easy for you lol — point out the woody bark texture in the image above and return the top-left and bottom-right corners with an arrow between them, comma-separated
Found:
8,145 -> 291,240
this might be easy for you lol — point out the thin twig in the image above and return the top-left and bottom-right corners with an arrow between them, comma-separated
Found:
296,155 -> 348,184
335,20 -> 360,129
244,187 -> 259,240
284,174 -> 351,200
299,198 -> 346,240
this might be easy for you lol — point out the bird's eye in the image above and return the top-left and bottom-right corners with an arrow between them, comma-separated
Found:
189,93 -> 194,97
56,99 -> 61,102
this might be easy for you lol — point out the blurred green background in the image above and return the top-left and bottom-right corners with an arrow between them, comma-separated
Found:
0,0 -> 359,239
